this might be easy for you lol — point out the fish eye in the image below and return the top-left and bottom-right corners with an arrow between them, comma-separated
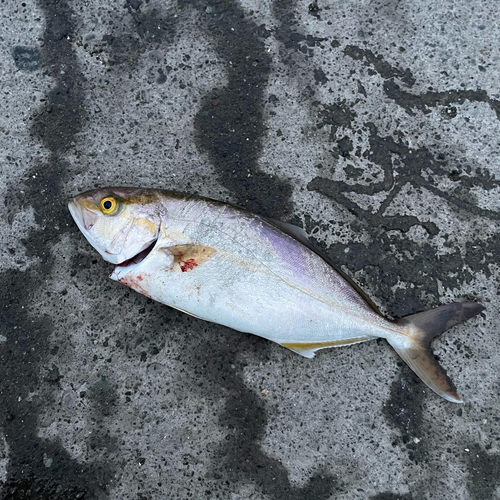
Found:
100,196 -> 119,215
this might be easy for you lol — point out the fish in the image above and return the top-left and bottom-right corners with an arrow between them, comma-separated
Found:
68,187 -> 485,403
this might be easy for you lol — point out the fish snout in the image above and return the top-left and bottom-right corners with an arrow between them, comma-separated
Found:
68,197 -> 98,231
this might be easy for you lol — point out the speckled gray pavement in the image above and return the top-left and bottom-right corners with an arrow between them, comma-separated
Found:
1,0 -> 499,498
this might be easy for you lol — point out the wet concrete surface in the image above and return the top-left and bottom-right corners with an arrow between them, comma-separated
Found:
1,0 -> 499,498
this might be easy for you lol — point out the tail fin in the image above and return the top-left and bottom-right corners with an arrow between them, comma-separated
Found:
387,302 -> 484,403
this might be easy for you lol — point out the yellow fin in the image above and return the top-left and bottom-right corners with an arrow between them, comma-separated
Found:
282,337 -> 372,358
169,304 -> 207,321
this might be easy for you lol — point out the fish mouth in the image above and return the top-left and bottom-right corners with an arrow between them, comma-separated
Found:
114,237 -> 158,270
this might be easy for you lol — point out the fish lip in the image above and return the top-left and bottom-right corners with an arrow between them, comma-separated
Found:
68,200 -> 87,232
68,199 -> 97,231
68,200 -> 79,222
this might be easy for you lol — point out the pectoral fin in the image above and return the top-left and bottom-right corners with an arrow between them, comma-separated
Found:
161,245 -> 217,273
281,337 -> 373,358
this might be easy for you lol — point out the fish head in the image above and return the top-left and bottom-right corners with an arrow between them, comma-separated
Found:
68,187 -> 162,265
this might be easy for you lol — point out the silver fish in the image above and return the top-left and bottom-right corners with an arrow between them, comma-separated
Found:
68,187 -> 484,403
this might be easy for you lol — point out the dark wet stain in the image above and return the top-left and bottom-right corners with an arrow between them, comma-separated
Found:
193,340 -> 337,499
309,178 -> 439,234
315,100 -> 357,139
357,80 -> 367,97
0,272 -> 112,499
103,3 -> 178,68
30,2 -> 86,154
273,0 -> 327,63
313,67 -> 328,85
344,45 -> 416,87
309,124 -> 438,235
335,136 -> 353,158
309,120 -> 500,238
131,9 -> 176,44
186,0 -> 293,218
0,0 -> 114,497
465,443 -> 500,500
156,68 -> 167,84
12,46 -> 42,72
344,163 -> 363,178
102,33 -> 141,67
271,0 -> 332,121
88,376 -> 119,417
370,493 -> 414,500
308,0 -> 321,18
344,44 -> 500,119
384,81 -> 500,120
277,29 -> 328,55
124,0 -> 143,11
382,367 -> 428,463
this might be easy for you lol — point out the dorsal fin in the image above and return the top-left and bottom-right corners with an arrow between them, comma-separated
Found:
265,217 -> 383,316
265,218 -> 311,242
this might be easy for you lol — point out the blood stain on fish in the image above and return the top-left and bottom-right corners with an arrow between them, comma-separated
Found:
118,274 -> 152,298
170,245 -> 216,272
180,259 -> 198,272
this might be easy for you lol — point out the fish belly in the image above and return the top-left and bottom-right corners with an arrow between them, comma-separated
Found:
114,252 -> 389,346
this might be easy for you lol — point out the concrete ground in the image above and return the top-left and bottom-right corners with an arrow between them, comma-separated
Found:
1,0 -> 499,498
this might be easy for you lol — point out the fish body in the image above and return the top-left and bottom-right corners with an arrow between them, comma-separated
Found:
69,188 -> 484,403
110,196 -> 397,352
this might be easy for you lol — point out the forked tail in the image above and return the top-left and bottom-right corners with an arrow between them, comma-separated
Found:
387,302 -> 484,403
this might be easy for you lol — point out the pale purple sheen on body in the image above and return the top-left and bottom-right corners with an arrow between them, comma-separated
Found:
249,217 -> 371,312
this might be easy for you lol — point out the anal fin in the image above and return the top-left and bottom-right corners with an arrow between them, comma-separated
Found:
281,337 -> 373,358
